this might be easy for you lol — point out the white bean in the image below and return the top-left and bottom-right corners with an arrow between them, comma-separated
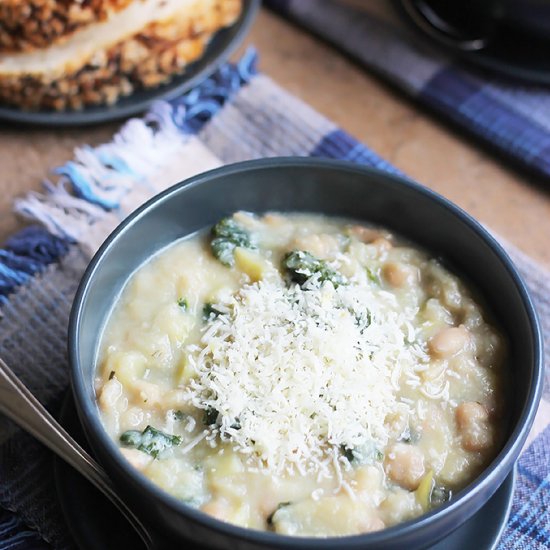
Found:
429,326 -> 469,358
349,225 -> 385,243
455,401 -> 493,452
383,262 -> 418,288
384,443 -> 425,490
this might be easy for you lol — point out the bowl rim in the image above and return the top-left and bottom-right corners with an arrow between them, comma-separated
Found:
69,157 -> 544,547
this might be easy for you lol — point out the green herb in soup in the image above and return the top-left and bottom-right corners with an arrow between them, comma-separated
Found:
202,303 -> 222,322
203,406 -> 219,426
282,250 -> 346,287
97,211 -> 506,537
210,217 -> 254,267
120,426 -> 182,459
342,442 -> 384,466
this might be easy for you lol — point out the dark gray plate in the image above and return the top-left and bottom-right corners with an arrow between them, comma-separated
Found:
0,0 -> 258,127
54,393 -> 516,550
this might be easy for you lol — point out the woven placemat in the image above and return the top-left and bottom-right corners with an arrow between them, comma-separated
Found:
0,51 -> 548,549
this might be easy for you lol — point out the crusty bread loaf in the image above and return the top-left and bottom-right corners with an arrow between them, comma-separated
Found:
0,0 -> 133,52
0,0 -> 242,110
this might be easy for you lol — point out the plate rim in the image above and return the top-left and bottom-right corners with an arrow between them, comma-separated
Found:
0,0 -> 259,127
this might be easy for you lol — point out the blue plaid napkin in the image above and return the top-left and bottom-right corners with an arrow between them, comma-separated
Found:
0,50 -> 548,549
266,0 -> 550,181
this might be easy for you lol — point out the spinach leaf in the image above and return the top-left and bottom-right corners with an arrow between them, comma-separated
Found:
120,425 -> 182,458
211,218 -> 253,267
120,430 -> 142,447
203,406 -> 219,426
341,442 -> 383,465
282,250 -> 346,288
203,303 -> 222,322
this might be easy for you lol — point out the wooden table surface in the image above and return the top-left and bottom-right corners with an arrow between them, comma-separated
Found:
1,7 -> 549,269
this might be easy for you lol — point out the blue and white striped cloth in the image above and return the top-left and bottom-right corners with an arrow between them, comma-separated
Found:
266,0 -> 550,182
0,51 -> 548,549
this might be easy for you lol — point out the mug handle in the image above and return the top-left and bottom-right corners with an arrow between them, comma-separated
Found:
401,0 -> 490,52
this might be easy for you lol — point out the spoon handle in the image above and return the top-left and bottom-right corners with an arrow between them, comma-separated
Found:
0,357 -> 154,550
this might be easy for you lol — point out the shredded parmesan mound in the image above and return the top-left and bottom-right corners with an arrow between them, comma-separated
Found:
184,276 -> 430,476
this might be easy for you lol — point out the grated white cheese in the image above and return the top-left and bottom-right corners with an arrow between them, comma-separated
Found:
181,430 -> 208,454
185,416 -> 196,433
184,275 -> 430,475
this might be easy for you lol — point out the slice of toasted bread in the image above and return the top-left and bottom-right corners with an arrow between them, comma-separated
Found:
0,0 -> 133,52
0,0 -> 242,110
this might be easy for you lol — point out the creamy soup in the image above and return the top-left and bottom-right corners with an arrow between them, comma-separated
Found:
96,212 -> 506,537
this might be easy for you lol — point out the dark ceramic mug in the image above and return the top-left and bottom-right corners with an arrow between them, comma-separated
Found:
401,0 -> 550,51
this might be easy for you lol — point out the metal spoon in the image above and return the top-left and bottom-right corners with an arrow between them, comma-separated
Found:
0,356 -> 155,550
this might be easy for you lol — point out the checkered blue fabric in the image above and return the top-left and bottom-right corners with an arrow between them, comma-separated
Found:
267,0 -> 550,182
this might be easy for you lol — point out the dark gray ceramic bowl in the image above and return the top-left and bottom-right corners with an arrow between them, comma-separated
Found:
69,158 -> 543,549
